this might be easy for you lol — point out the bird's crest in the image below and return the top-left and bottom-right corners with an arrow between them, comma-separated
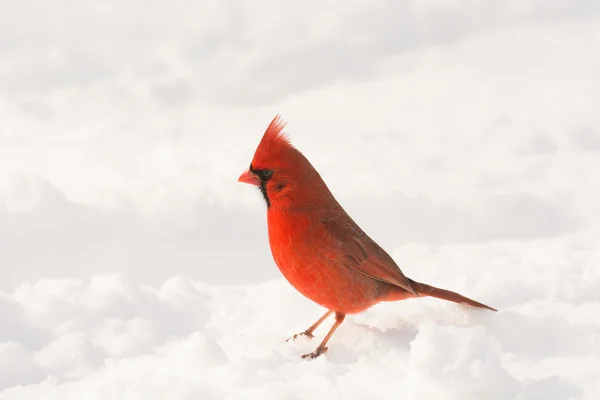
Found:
251,115 -> 295,168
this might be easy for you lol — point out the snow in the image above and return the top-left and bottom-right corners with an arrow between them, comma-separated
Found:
1,229 -> 599,399
2,0 -> 600,398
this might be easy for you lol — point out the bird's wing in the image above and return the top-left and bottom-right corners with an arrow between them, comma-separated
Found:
321,217 -> 417,295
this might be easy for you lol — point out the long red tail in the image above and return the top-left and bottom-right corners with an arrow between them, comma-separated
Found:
388,279 -> 497,311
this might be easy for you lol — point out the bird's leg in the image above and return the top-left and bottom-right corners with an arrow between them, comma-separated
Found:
301,312 -> 346,360
287,310 -> 333,342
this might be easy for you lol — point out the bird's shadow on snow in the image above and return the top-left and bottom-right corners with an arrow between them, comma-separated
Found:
293,320 -> 419,364
308,305 -> 502,364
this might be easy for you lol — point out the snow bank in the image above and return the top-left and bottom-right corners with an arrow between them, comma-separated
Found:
1,229 -> 598,399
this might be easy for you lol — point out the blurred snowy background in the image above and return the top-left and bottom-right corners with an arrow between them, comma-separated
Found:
1,1 -> 599,399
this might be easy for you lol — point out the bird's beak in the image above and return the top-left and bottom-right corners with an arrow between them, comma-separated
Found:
238,169 -> 260,186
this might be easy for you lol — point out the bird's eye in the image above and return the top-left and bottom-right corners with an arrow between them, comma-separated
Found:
261,170 -> 273,180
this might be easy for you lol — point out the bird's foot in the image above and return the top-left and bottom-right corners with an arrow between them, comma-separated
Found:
301,346 -> 328,360
286,329 -> 314,342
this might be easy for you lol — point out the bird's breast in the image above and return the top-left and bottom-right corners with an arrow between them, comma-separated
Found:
266,209 -> 385,313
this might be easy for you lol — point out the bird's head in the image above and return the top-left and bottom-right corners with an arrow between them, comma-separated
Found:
238,115 -> 333,210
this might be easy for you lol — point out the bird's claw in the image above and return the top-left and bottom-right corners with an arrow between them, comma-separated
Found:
286,330 -> 314,342
301,346 -> 328,360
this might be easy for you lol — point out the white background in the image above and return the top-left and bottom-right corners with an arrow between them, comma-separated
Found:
1,1 -> 599,399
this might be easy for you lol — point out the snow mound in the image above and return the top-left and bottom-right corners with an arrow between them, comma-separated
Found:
1,229 -> 599,399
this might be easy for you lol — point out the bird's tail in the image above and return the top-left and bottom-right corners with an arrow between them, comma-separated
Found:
387,279 -> 497,311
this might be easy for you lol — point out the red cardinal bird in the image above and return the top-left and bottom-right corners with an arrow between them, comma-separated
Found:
238,116 -> 496,359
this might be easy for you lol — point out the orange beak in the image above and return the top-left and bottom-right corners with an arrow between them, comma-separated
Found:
238,169 -> 260,186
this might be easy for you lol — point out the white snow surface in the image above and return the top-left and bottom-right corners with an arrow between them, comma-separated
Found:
2,0 -> 600,398
1,229 -> 599,399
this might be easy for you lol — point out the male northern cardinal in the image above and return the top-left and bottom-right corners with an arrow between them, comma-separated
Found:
238,116 -> 496,359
